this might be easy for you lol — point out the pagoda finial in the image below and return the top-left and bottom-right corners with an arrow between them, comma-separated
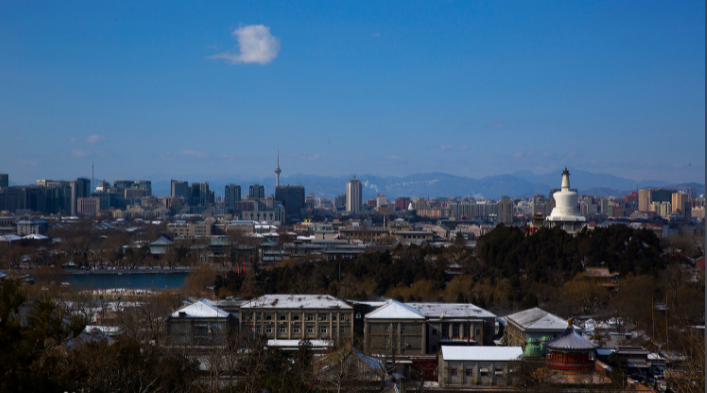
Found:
567,318 -> 573,328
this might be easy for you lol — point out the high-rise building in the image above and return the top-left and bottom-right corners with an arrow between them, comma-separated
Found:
190,182 -> 213,207
275,185 -> 306,222
335,194 -> 346,211
114,180 -> 152,196
171,180 -> 189,199
395,197 -> 411,211
77,197 -> 101,217
638,189 -> 650,212
671,192 -> 689,217
70,177 -> 91,216
249,184 -> 265,199
346,177 -> 362,214
225,184 -> 241,208
498,196 -> 513,225
0,173 -> 8,188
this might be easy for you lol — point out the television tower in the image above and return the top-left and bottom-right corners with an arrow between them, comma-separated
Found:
274,146 -> 282,187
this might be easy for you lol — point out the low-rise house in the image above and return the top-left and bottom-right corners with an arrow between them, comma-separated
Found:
16,217 -> 48,236
438,346 -> 522,387
584,267 -> 620,294
502,308 -> 578,347
615,346 -> 651,377
165,299 -> 234,348
146,234 -> 173,255
239,294 -> 354,351
364,301 -> 497,355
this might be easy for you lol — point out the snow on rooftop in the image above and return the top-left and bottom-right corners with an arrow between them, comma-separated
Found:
268,339 -> 332,348
504,308 -> 574,331
170,298 -> 230,318
408,303 -> 496,319
240,294 -> 352,310
441,346 -> 523,361
365,300 -> 425,320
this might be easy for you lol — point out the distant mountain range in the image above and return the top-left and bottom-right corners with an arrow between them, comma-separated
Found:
145,168 -> 704,200
8,169 -> 703,201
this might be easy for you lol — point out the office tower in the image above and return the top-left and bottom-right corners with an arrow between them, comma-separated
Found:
0,173 -> 8,188
274,147 -> 282,187
190,182 -> 212,207
335,194 -> 346,211
638,189 -> 650,212
275,185 -> 305,222
498,196 -> 513,225
114,180 -> 152,196
376,194 -> 388,210
70,177 -> 91,216
171,180 -> 189,199
395,197 -> 411,211
225,184 -> 242,208
249,184 -> 265,199
649,189 -> 675,204
671,192 -> 689,216
346,177 -> 362,213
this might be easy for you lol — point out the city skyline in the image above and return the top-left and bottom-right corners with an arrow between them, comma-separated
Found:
0,1 -> 704,184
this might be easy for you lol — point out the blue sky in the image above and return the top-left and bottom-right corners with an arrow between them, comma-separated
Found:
0,1 -> 704,184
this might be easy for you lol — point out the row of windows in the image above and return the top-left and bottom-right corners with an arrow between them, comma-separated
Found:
449,368 -> 503,377
252,326 -> 348,334
247,312 -> 350,322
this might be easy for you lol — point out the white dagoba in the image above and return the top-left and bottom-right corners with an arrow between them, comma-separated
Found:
546,167 -> 585,233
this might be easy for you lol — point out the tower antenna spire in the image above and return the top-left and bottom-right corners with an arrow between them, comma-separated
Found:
274,145 -> 282,187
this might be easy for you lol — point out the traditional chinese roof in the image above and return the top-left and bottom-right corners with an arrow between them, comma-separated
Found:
544,325 -> 598,352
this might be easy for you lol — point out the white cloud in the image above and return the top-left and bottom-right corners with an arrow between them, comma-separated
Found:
85,135 -> 105,144
71,149 -> 90,158
182,149 -> 209,159
209,24 -> 281,65
513,152 -> 523,158
458,145 -> 468,151
440,144 -> 454,151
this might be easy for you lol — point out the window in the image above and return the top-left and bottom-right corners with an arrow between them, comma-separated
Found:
318,313 -> 327,321
306,314 -> 314,321
293,327 -> 301,333
293,315 -> 300,321
479,368 -> 488,377
256,313 -> 261,321
401,324 -> 406,333
450,369 -> 458,377
476,329 -> 481,337
384,325 -> 390,332
265,314 -> 272,321
466,369 -> 473,377
339,327 -> 345,334
279,315 -> 286,321
432,328 -> 438,335
255,327 -> 261,333
306,327 -> 314,334
266,327 -> 272,334
432,345 -> 437,353
356,312 -> 362,319
279,327 -> 286,333
340,313 -> 346,321
495,367 -> 504,375
320,327 -> 327,334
